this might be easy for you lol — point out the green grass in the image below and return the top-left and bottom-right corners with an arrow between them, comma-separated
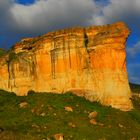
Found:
0,89 -> 140,140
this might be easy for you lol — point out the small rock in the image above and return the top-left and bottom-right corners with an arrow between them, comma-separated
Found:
76,104 -> 79,107
98,123 -> 104,126
48,105 -> 53,110
64,106 -> 73,112
54,133 -> 64,140
84,110 -> 87,113
90,119 -> 97,125
19,102 -> 28,108
40,112 -> 46,117
31,108 -> 35,113
53,113 -> 57,116
68,122 -> 76,128
32,124 -> 39,128
88,111 -> 98,119
118,123 -> 123,128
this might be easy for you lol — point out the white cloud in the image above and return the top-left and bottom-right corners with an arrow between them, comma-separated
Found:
129,76 -> 140,84
0,0 -> 140,33
89,0 -> 140,25
127,41 -> 140,57
10,0 -> 99,33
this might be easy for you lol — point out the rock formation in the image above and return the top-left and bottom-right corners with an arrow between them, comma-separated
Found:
0,22 -> 133,111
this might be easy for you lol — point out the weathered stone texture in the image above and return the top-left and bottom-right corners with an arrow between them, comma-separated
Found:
0,22 -> 133,111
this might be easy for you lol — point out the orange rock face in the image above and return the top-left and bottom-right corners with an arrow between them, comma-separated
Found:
0,22 -> 133,111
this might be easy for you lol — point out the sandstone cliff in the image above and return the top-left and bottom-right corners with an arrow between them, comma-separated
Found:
0,22 -> 133,111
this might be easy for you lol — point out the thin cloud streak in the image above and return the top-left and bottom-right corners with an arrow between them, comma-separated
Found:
127,41 -> 140,57
127,63 -> 140,84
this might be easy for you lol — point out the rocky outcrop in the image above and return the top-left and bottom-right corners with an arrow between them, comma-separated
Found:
0,22 -> 133,111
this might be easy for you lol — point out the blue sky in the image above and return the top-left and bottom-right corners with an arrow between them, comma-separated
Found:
15,0 -> 35,5
0,0 -> 140,84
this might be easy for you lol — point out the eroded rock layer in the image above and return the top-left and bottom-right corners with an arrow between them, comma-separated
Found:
0,22 -> 133,111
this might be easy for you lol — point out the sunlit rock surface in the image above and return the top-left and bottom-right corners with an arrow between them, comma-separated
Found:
0,22 -> 133,111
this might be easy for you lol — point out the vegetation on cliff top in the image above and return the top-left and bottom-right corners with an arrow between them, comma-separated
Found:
0,85 -> 140,140
0,48 -> 6,57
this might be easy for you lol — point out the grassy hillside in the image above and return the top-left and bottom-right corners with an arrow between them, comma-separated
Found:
0,89 -> 140,140
130,83 -> 140,93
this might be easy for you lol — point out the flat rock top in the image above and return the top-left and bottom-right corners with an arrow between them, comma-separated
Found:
12,22 -> 129,52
